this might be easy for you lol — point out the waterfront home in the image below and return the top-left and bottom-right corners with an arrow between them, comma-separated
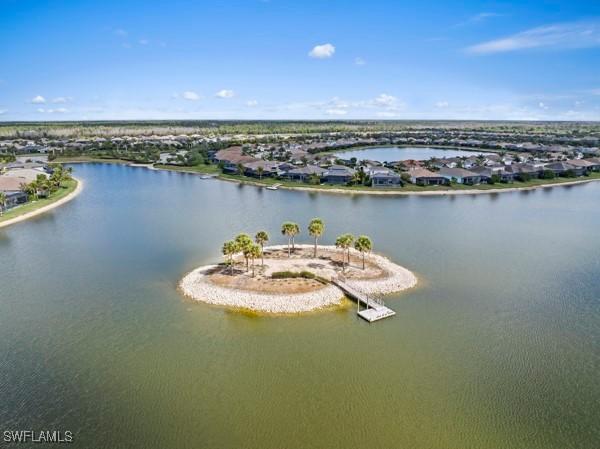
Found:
505,163 -> 543,180
437,167 -> 482,185
566,159 -> 596,174
0,176 -> 29,209
242,160 -> 281,178
468,166 -> 492,183
543,161 -> 581,176
324,165 -> 356,184
368,167 -> 402,188
408,168 -> 449,186
283,165 -> 327,182
584,157 -> 600,171
213,147 -> 257,172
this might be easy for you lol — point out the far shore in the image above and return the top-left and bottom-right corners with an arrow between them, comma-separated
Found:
0,177 -> 82,229
54,157 -> 600,196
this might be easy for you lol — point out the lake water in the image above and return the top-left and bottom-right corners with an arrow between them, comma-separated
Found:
334,145 -> 491,162
1,163 -> 599,449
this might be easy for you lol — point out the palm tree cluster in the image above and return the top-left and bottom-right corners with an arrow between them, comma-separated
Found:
20,164 -> 72,200
336,233 -> 373,271
220,218 -> 373,277
221,231 -> 269,277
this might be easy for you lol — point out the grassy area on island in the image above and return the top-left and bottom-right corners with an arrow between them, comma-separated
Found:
0,179 -> 78,224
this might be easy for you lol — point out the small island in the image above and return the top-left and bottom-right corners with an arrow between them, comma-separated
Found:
180,219 -> 417,314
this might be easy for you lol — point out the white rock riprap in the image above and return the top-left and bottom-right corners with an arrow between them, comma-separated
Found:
180,265 -> 344,313
179,245 -> 417,314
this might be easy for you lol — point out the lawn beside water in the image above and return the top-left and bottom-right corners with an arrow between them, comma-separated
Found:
0,179 -> 78,224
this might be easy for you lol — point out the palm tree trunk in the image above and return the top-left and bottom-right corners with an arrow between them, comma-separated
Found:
288,238 -> 291,257
362,252 -> 365,270
314,238 -> 317,258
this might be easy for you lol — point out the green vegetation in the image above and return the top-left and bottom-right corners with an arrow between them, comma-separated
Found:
271,270 -> 316,280
308,218 -> 325,258
0,178 -> 78,224
281,222 -> 300,257
254,231 -> 269,266
354,235 -> 373,270
335,234 -> 355,272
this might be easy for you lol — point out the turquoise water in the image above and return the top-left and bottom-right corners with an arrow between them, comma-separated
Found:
0,163 -> 599,449
334,145 -> 491,161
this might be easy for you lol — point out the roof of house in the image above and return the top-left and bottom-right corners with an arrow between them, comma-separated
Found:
408,168 -> 445,178
437,167 -> 480,178
286,165 -> 328,176
326,165 -> 356,176
544,161 -> 576,171
214,147 -> 257,165
0,176 -> 28,192
566,159 -> 595,168
4,168 -> 49,183
242,160 -> 280,171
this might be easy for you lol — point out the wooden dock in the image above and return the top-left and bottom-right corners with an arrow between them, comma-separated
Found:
331,278 -> 396,323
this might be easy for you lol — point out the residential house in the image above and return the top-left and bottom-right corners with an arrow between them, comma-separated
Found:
437,167 -> 482,185
283,165 -> 327,183
212,147 -> 257,173
242,161 -> 281,178
324,165 -> 356,184
408,168 -> 449,186
543,161 -> 582,176
368,167 -> 402,188
566,159 -> 596,174
0,176 -> 29,209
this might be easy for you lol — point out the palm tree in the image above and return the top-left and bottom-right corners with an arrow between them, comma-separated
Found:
0,192 -> 6,216
254,231 -> 269,266
222,240 -> 238,273
354,235 -> 373,270
237,163 -> 245,176
248,243 -> 262,277
281,222 -> 300,257
257,166 -> 264,180
335,234 -> 354,271
308,218 -> 324,258
235,233 -> 253,271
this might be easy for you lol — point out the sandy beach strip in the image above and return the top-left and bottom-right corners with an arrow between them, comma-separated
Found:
179,245 -> 417,314
0,177 -> 83,230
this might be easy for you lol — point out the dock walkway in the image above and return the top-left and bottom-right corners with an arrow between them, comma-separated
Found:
331,277 -> 396,322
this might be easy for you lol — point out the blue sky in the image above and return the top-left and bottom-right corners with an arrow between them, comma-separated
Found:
1,0 -> 600,121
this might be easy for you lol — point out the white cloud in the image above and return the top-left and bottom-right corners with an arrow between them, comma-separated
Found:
216,89 -> 235,98
354,57 -> 366,66
37,107 -> 68,113
31,95 -> 46,104
182,91 -> 200,101
372,94 -> 398,108
325,108 -> 348,115
538,102 -> 549,109
0,109 -> 7,115
455,12 -> 503,27
466,20 -> 600,54
309,43 -> 335,59
246,100 -> 258,107
435,101 -> 449,108
52,96 -> 71,104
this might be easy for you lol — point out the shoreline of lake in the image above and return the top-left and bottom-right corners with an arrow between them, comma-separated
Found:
56,158 -> 600,196
0,177 -> 82,229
